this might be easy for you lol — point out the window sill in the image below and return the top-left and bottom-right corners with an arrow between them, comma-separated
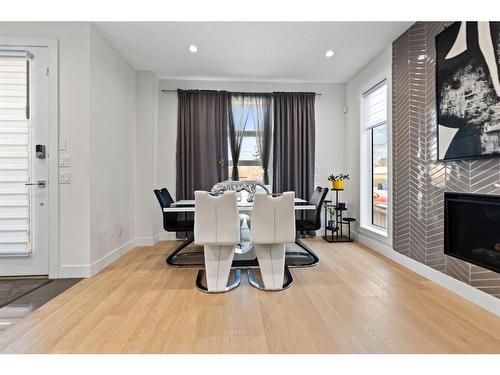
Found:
359,224 -> 388,240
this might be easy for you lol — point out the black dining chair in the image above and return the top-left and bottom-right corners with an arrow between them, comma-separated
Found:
295,186 -> 329,233
154,188 -> 197,266
154,188 -> 194,233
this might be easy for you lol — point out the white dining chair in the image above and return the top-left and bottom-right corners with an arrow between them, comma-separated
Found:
249,191 -> 296,291
194,190 -> 241,293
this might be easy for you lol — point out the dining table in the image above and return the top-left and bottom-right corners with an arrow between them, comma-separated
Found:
162,196 -> 320,269
168,197 -> 315,211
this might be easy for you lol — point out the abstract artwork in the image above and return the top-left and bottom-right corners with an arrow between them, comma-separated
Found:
436,22 -> 500,160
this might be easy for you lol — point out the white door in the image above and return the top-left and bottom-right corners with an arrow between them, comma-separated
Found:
0,46 -> 49,276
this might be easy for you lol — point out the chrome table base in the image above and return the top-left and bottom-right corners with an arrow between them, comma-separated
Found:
195,269 -> 242,293
247,266 -> 293,291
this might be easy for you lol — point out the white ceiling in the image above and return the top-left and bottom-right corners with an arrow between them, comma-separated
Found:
93,22 -> 412,83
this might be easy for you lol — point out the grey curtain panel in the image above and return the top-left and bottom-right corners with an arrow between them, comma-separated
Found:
272,92 -> 316,201
228,93 -> 273,183
250,94 -> 272,185
176,89 -> 229,200
228,94 -> 252,180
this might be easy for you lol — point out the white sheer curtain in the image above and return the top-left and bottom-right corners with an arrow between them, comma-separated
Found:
250,95 -> 272,185
228,94 -> 253,180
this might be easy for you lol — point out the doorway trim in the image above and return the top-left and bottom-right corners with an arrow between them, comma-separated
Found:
0,36 -> 59,278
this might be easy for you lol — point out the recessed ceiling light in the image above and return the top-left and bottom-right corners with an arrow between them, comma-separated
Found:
325,50 -> 334,58
189,44 -> 198,53
417,54 -> 426,60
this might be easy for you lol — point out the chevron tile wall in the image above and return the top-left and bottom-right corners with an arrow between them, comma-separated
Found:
392,22 -> 500,299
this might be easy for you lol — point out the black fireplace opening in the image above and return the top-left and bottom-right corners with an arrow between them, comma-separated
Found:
444,192 -> 500,273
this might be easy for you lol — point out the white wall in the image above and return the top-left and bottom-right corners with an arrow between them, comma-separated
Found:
344,46 -> 392,248
0,22 -> 92,273
89,25 -> 136,267
156,79 -> 345,236
135,71 -> 160,243
0,23 -> 138,277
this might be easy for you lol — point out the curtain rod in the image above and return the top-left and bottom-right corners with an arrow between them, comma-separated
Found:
160,89 -> 322,96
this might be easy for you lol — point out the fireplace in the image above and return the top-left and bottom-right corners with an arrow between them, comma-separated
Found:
444,192 -> 500,273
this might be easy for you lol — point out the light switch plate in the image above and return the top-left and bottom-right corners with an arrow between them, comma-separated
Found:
59,139 -> 67,151
59,154 -> 71,167
59,171 -> 71,184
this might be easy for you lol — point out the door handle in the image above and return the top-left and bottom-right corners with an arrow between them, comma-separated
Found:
25,180 -> 46,187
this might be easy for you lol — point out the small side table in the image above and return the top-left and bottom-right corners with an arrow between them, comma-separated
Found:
323,188 -> 356,243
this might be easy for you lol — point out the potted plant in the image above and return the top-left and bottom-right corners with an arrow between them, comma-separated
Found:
328,173 -> 350,190
326,206 -> 335,228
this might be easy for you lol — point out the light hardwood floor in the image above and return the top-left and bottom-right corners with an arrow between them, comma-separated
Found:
0,239 -> 499,353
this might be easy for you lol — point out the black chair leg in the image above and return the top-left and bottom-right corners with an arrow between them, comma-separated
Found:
286,238 -> 320,268
165,234 -> 204,268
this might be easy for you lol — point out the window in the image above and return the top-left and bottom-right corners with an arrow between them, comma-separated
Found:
227,122 -> 263,181
361,81 -> 389,232
228,96 -> 272,184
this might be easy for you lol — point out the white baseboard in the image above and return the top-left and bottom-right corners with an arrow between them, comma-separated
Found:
58,264 -> 91,278
156,232 -> 176,241
57,233 -> 181,278
89,238 -> 137,276
58,237 -> 138,278
135,236 -> 155,246
356,232 -> 500,317
135,233 -> 177,246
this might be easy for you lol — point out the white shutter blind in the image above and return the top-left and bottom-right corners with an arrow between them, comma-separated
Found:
0,58 -> 31,256
363,81 -> 387,129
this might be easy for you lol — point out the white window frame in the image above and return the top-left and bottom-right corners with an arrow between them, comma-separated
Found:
359,77 -> 392,241
0,36 -> 59,278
